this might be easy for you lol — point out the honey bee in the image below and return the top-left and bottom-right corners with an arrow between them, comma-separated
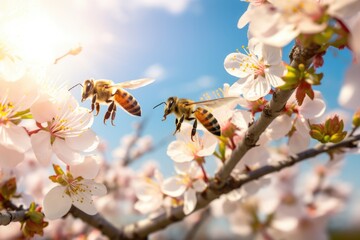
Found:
154,96 -> 238,140
80,78 -> 154,125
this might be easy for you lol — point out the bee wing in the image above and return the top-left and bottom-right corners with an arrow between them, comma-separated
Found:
111,78 -> 155,90
188,97 -> 239,108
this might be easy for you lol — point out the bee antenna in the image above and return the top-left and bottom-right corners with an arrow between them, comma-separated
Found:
153,102 -> 166,109
68,83 -> 83,91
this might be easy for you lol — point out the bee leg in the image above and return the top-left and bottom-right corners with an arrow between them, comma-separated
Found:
95,103 -> 100,116
191,119 -> 197,141
173,115 -> 184,135
111,105 -> 116,126
104,101 -> 115,125
91,95 -> 97,112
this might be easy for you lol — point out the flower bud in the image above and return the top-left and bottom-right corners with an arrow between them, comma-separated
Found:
352,109 -> 360,128
309,115 -> 347,143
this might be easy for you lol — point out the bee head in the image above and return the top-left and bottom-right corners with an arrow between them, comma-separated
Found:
81,79 -> 95,102
162,97 -> 177,121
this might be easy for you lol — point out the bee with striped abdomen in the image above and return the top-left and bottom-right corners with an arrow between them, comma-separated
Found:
154,96 -> 238,140
81,78 -> 154,125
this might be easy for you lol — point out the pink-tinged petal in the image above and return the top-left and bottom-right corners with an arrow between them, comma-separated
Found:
30,130 -> 53,166
71,156 -> 101,179
300,98 -> 326,119
238,5 -> 252,29
0,124 -> 30,152
263,44 -> 283,66
0,144 -> 24,168
81,180 -> 107,196
197,134 -> 217,157
253,24 -> 299,48
350,15 -> 360,56
174,162 -> 193,175
192,179 -> 207,192
161,177 -> 186,197
242,75 -> 270,101
184,188 -> 197,215
297,19 -> 327,34
224,53 -> 252,78
71,191 -> 98,215
266,65 -> 286,87
229,81 -> 244,96
134,194 -> 163,214
266,114 -> 293,140
232,110 -> 253,129
30,95 -> 57,123
167,141 -> 194,163
66,129 -> 99,152
43,186 -> 72,220
53,138 -> 81,165
289,128 -> 310,155
338,63 -> 360,110
328,0 -> 360,19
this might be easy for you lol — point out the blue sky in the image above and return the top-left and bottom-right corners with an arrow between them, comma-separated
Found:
26,0 -> 359,219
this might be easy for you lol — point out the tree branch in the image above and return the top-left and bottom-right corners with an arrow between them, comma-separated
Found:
215,43 -> 322,182
0,210 -> 26,225
120,134 -> 360,239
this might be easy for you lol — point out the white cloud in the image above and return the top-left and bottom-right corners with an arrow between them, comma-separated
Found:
144,64 -> 167,81
185,75 -> 216,93
133,0 -> 193,14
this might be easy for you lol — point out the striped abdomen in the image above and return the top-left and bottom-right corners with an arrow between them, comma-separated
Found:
114,89 -> 141,116
194,107 -> 220,136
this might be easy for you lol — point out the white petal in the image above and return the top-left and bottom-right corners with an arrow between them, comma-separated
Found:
229,80 -> 244,96
71,191 -> 98,215
266,65 -> 286,87
71,156 -> 101,179
238,5 -> 252,29
53,138 -> 81,165
43,186 -> 72,220
30,130 -> 53,166
183,188 -> 197,215
0,144 -> 24,169
0,124 -> 30,152
167,141 -> 194,163
81,180 -> 107,196
266,114 -> 293,140
242,75 -> 270,101
66,130 -> 99,152
224,53 -> 252,78
289,128 -> 310,155
263,44 -> 282,66
30,95 -> 57,123
161,177 -> 186,197
300,98 -> 326,119
197,134 -> 217,157
192,179 -> 207,192
232,110 -> 253,129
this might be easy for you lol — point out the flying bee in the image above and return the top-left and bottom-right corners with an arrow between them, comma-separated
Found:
79,78 -> 154,125
154,96 -> 238,140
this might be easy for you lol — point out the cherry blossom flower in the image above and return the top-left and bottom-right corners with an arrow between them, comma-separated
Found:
237,0 -> 268,29
0,76 -> 38,168
30,92 -> 99,165
134,169 -> 165,215
246,0 -> 360,47
167,122 -> 218,164
224,38 -> 286,101
161,162 -> 207,215
43,156 -> 107,220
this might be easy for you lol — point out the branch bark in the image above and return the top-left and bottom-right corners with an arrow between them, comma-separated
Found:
120,134 -> 360,239
0,210 -> 26,225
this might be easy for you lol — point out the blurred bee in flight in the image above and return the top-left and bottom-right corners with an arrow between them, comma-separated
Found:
154,96 -> 238,141
75,78 -> 154,125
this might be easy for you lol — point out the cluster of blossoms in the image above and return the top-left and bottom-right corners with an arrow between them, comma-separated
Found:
1,0 -> 360,239
0,5 -> 106,234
